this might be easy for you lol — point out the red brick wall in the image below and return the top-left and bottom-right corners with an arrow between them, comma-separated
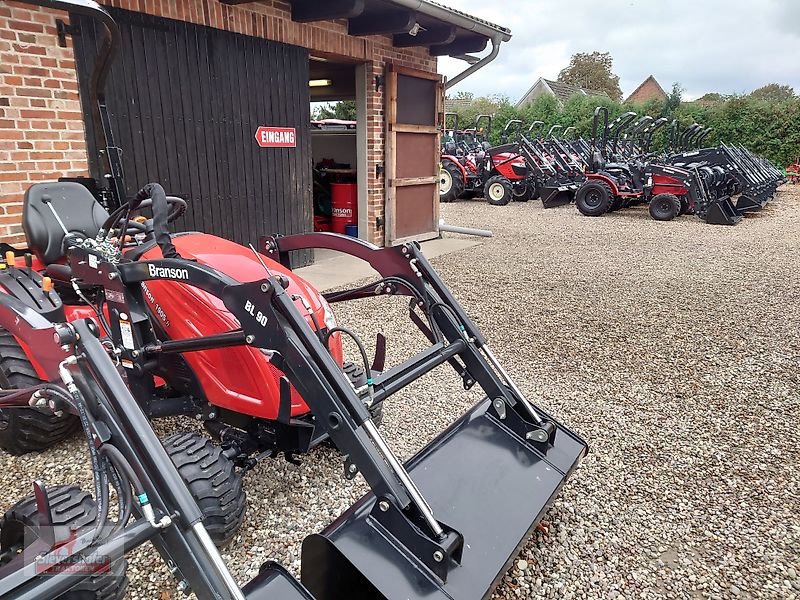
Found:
0,0 -> 438,245
626,78 -> 667,105
0,1 -> 87,244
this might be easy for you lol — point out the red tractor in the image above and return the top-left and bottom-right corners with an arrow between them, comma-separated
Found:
0,6 -> 587,598
575,107 -> 700,221
787,159 -> 800,184
439,116 -> 532,205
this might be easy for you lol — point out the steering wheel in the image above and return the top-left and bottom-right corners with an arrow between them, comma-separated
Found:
98,184 -> 186,260
106,194 -> 186,237
130,196 -> 187,225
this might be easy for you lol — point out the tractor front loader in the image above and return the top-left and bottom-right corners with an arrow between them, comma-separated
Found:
0,223 -> 588,599
260,233 -> 588,599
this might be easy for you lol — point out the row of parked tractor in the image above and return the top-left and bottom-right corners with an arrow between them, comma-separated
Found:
439,108 -> 785,225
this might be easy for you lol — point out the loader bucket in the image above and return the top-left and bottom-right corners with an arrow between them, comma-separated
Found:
734,194 -> 765,212
541,188 -> 572,208
243,561 -> 314,600
301,397 -> 587,600
704,196 -> 742,225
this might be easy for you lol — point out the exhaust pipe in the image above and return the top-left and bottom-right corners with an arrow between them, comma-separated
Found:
438,219 -> 493,238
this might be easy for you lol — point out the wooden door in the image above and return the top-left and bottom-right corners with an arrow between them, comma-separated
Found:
384,64 -> 442,245
72,8 -> 312,250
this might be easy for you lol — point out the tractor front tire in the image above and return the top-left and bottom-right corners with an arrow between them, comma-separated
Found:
343,361 -> 383,427
512,181 -> 532,202
530,182 -> 541,201
677,195 -> 691,216
649,193 -> 681,221
608,196 -> 626,212
439,162 -> 464,203
575,181 -> 613,216
0,485 -> 128,599
163,432 -> 247,548
0,328 -> 78,455
484,175 -> 513,206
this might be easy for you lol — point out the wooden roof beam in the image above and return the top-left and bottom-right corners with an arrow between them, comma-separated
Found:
430,36 -> 487,57
348,9 -> 416,36
285,0 -> 366,23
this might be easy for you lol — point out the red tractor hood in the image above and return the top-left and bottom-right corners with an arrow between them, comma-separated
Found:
139,233 -> 341,419
157,233 -> 324,314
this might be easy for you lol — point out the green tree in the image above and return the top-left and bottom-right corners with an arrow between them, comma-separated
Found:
695,92 -> 726,104
312,101 -> 357,121
749,83 -> 795,103
557,51 -> 622,101
663,82 -> 684,116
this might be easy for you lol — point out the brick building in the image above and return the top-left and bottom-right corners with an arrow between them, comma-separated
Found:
0,0 -> 510,248
624,75 -> 667,105
515,77 -> 609,109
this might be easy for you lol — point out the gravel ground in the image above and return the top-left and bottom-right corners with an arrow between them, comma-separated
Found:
2,187 -> 799,599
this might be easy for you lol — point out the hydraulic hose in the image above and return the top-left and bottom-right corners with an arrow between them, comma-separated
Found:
325,326 -> 376,410
59,357 -> 107,544
134,183 -> 179,259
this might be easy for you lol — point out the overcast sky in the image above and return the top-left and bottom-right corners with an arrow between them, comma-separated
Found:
438,0 -> 800,102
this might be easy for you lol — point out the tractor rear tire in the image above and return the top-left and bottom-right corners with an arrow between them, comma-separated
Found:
0,485 -> 128,599
649,193 -> 681,221
439,162 -> 463,203
484,175 -> 513,206
163,432 -> 247,548
0,328 -> 78,455
575,181 -> 613,216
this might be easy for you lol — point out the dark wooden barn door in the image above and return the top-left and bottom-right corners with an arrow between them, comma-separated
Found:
71,8 -> 312,249
384,64 -> 442,245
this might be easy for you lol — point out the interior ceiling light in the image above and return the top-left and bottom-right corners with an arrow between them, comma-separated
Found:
408,22 -> 421,36
309,79 -> 333,87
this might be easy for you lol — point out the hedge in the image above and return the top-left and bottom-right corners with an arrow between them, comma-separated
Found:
450,94 -> 800,167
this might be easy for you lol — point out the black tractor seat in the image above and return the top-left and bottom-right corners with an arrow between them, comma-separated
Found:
22,181 -> 109,265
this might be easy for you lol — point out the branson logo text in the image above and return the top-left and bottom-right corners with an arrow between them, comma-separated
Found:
148,263 -> 189,280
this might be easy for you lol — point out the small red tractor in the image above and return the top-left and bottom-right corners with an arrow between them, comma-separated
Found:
439,116 -> 532,205
0,4 -> 587,599
787,159 -> 800,184
575,107 -> 703,221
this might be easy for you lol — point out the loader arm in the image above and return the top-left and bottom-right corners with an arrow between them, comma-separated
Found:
51,228 -> 587,599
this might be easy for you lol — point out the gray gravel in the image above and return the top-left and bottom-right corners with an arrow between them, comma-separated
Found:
2,187 -> 799,599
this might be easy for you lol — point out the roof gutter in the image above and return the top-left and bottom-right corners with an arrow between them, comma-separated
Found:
391,0 -> 511,90
444,38 -> 500,90
388,0 -> 511,42
387,0 -> 509,90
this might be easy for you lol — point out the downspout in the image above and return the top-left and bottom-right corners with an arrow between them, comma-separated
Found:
384,1 -> 509,89
445,38 -> 501,90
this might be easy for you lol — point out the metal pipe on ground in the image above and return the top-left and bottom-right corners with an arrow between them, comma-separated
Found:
438,219 -> 492,238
